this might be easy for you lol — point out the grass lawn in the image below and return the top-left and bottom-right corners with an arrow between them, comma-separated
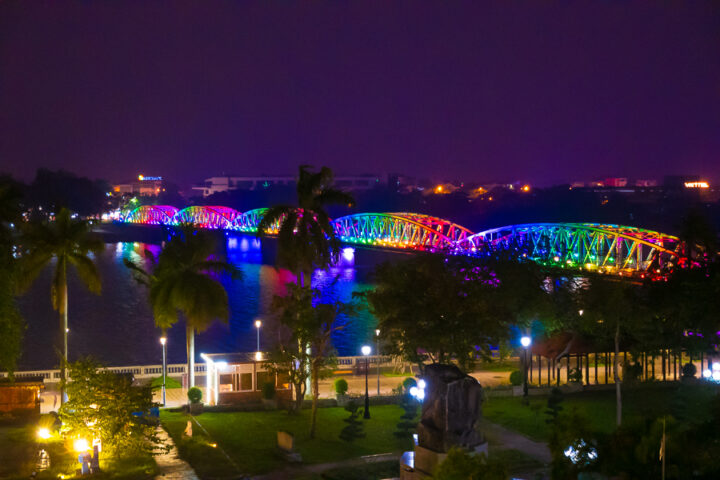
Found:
483,383 -> 717,441
161,405 -> 412,477
0,416 -> 157,480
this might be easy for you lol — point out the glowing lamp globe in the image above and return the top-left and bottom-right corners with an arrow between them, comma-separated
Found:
520,336 -> 532,348
703,369 -> 712,379
361,345 -> 371,356
74,438 -> 89,452
255,320 -> 262,329
37,428 -> 51,440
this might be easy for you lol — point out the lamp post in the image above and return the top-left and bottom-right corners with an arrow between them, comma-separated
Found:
254,319 -> 262,352
160,336 -> 167,406
362,345 -> 371,419
375,329 -> 381,396
521,335 -> 531,401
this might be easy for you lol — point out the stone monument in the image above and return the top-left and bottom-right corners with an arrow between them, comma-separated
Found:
400,364 -> 487,479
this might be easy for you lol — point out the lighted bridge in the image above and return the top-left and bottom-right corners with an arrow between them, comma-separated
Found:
120,205 -> 689,277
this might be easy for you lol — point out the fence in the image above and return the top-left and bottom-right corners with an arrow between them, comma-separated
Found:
0,355 -> 393,383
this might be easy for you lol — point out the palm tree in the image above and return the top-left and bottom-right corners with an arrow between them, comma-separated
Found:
18,208 -> 103,402
256,165 -> 355,287
125,228 -> 240,388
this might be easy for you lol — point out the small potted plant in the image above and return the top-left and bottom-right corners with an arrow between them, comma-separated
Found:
187,386 -> 203,414
262,381 -> 277,408
334,378 -> 349,406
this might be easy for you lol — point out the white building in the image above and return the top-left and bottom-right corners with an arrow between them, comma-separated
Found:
192,174 -> 382,197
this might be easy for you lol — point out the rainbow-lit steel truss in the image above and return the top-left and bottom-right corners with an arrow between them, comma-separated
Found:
458,223 -> 685,276
120,205 -> 688,276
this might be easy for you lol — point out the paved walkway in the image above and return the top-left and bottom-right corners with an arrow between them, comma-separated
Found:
154,426 -> 200,480
481,420 -> 552,464
250,452 -> 399,480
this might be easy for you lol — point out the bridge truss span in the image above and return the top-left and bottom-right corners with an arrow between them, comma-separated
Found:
457,223 -> 685,276
175,206 -> 242,229
119,206 -> 690,277
122,205 -> 179,225
330,212 -> 468,251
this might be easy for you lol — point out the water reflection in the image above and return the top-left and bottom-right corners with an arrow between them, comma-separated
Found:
17,237 -> 377,370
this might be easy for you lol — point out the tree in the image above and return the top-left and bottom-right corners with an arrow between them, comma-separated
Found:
362,254 -> 512,372
59,358 -> 160,457
576,275 -> 650,426
18,208 -> 103,401
338,401 -> 366,443
256,165 -> 354,287
0,180 -> 24,378
678,207 -> 717,262
125,229 -> 240,388
265,283 -> 353,437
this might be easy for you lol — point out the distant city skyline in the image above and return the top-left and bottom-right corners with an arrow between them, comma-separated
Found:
2,1 -> 719,186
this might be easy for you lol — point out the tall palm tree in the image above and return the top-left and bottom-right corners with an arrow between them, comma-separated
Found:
257,165 -> 355,287
18,208 -> 103,402
125,229 -> 240,388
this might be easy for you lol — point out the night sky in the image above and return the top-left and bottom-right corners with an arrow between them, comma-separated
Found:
1,1 -> 719,186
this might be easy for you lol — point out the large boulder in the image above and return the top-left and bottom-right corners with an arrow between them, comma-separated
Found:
416,363 -> 484,453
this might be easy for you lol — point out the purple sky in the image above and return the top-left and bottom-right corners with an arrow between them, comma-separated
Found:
1,1 -> 719,187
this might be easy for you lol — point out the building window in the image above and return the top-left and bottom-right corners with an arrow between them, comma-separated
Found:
239,373 -> 253,391
256,371 -> 274,391
219,374 -> 234,393
277,372 -> 290,390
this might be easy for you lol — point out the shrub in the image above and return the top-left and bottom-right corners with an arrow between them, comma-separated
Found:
262,381 -> 276,400
509,370 -> 523,386
339,401 -> 366,443
334,378 -> 349,396
402,377 -> 417,391
59,358 -> 159,457
434,448 -> 508,480
568,367 -> 583,383
188,386 -> 202,404
682,362 -> 697,379
623,362 -> 643,382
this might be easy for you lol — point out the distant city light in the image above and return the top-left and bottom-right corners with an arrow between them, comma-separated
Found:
521,184 -> 530,192
684,181 -> 709,189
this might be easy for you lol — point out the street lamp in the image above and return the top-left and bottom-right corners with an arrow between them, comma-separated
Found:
520,335 -> 532,400
254,319 -> 262,352
361,345 -> 372,419
375,329 -> 381,396
160,336 -> 167,406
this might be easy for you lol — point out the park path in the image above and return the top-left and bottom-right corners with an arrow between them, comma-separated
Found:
481,419 -> 552,464
154,426 -> 200,480
250,452 -> 399,480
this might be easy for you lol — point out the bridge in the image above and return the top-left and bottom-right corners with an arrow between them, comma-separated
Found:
120,205 -> 689,277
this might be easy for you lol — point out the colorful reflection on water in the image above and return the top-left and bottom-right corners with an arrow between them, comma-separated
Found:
17,236 -> 379,370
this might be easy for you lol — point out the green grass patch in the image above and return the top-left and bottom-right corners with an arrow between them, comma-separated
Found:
483,384 -> 717,442
150,376 -> 182,389
161,405 -> 411,476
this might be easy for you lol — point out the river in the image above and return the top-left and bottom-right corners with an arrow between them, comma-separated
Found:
16,232 -> 399,370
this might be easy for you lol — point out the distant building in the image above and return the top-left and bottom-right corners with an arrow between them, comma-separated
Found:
603,177 -> 628,188
113,175 -> 165,197
192,174 -> 382,197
